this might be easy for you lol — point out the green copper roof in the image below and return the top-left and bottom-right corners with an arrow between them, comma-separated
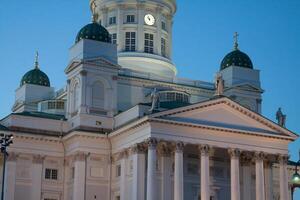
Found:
75,22 -> 111,43
21,68 -> 50,87
220,49 -> 253,70
20,52 -> 50,87
14,111 -> 66,120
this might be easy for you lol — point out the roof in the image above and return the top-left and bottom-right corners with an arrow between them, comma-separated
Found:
0,124 -> 8,131
13,111 -> 66,121
21,68 -> 50,87
220,49 -> 253,70
75,22 -> 111,44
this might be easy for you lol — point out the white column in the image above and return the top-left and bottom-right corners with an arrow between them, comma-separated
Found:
279,155 -> 289,200
137,3 -> 145,52
120,151 -> 128,200
146,138 -> 158,200
228,149 -> 241,200
264,161 -> 273,200
117,6 -> 124,51
79,70 -> 88,114
255,152 -> 265,200
73,152 -> 86,200
63,159 -> 70,200
4,152 -> 18,200
241,155 -> 252,200
31,155 -> 44,200
199,145 -> 210,200
160,144 -> 172,200
174,142 -> 184,200
132,144 -> 146,200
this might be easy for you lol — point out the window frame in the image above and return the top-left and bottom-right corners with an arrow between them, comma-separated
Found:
144,33 -> 154,54
125,32 -> 136,52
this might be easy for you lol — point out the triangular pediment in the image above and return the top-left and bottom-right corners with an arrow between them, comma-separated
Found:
229,83 -> 264,93
151,97 -> 297,139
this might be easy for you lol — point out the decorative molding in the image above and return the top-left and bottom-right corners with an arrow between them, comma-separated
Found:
240,152 -> 253,166
158,142 -> 172,157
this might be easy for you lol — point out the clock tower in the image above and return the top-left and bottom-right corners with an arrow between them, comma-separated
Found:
91,0 -> 177,78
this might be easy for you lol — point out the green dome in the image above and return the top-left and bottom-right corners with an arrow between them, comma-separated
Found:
21,68 -> 50,87
75,22 -> 111,43
220,49 -> 253,70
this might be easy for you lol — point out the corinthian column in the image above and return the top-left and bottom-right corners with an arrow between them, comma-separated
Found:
4,152 -> 18,200
255,152 -> 265,200
131,143 -> 146,200
174,142 -> 184,200
160,143 -> 172,200
278,155 -> 289,200
73,152 -> 87,200
146,138 -> 158,200
199,145 -> 210,200
228,149 -> 241,200
31,155 -> 45,200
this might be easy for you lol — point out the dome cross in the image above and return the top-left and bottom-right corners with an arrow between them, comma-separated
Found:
234,32 -> 239,50
34,51 -> 39,69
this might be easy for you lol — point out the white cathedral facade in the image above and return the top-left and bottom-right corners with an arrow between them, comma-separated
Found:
0,0 -> 298,200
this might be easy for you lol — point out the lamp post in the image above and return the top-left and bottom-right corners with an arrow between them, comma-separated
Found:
0,134 -> 13,200
291,150 -> 300,200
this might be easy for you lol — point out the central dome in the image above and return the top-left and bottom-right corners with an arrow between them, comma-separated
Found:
220,49 -> 253,70
75,22 -> 111,43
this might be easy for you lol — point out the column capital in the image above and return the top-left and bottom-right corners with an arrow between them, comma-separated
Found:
130,143 -> 146,155
117,149 -> 129,160
175,142 -> 185,153
240,152 -> 252,166
80,70 -> 87,76
146,137 -> 158,150
7,152 -> 19,162
228,148 -> 241,158
198,144 -> 210,156
254,151 -> 266,161
158,142 -> 172,157
277,154 -> 289,164
136,2 -> 145,9
73,152 -> 87,162
32,154 -> 45,164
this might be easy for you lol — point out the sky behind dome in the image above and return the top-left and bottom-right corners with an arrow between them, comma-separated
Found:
0,0 -> 300,197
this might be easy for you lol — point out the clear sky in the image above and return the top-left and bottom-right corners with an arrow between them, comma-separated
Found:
1,0 -> 300,196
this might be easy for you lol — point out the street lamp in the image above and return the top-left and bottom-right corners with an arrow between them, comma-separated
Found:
291,150 -> 300,200
0,134 -> 13,200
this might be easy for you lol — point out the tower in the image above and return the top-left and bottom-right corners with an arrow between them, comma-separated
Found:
219,33 -> 263,113
65,13 -> 119,130
92,0 -> 177,78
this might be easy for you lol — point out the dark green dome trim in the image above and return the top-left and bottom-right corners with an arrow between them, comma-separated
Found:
220,49 -> 253,70
75,22 -> 111,43
20,68 -> 50,87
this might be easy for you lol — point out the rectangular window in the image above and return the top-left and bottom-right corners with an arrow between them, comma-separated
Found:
161,38 -> 166,57
161,21 -> 167,31
111,33 -> 117,44
116,165 -> 121,177
144,33 -> 154,54
109,16 -> 116,25
45,168 -> 58,180
125,32 -> 136,52
126,15 -> 135,23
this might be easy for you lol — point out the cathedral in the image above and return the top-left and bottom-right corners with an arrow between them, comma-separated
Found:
0,0 -> 298,200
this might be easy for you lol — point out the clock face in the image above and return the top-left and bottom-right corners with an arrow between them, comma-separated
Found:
144,14 -> 155,26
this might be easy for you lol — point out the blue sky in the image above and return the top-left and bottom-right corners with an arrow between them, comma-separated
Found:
1,0 -> 300,196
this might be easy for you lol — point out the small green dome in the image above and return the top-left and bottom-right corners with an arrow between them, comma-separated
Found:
220,49 -> 253,70
75,22 -> 111,43
21,68 -> 50,87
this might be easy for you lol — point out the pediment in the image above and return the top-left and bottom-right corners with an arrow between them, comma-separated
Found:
229,83 -> 264,93
151,97 -> 297,139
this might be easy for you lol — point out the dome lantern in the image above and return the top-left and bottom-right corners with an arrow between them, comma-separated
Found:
75,1 -> 111,44
20,52 -> 50,87
220,33 -> 253,70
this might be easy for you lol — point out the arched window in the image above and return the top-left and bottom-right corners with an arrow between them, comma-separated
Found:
92,82 -> 105,108
72,83 -> 80,113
